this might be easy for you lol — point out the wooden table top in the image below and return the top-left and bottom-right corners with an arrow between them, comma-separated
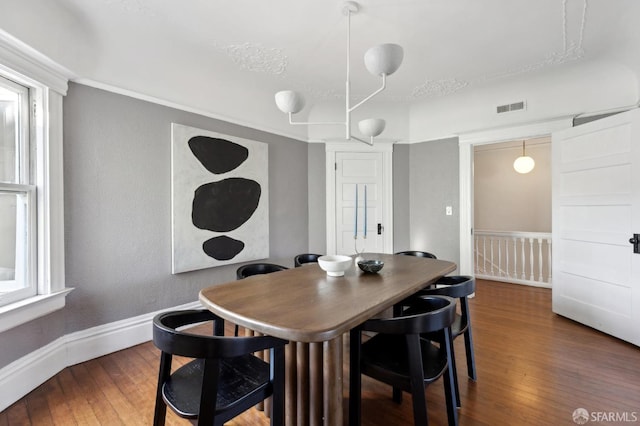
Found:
199,253 -> 456,343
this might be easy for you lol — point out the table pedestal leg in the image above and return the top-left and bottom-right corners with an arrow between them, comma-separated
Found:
285,343 -> 297,426
297,343 -> 310,425
310,343 -> 323,426
285,338 -> 343,425
323,336 -> 343,426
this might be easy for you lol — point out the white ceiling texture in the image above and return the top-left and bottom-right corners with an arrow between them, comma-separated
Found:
2,0 -> 640,142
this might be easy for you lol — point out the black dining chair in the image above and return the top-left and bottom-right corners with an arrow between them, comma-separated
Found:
395,250 -> 438,259
234,263 -> 288,336
397,275 -> 476,410
152,309 -> 287,426
294,253 -> 322,267
236,262 -> 288,279
349,295 -> 458,426
419,275 -> 477,380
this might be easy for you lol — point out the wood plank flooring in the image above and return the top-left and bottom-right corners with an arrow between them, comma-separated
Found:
2,279 -> 640,425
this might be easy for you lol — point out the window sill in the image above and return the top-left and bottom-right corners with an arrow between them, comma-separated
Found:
0,288 -> 74,334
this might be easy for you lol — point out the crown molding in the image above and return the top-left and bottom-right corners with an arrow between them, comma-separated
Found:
0,29 -> 74,95
73,78 -> 310,143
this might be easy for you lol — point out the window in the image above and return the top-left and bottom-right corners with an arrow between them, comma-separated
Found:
0,38 -> 71,333
0,75 -> 35,307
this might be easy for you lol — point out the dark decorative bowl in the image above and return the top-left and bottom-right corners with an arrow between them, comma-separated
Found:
358,260 -> 384,274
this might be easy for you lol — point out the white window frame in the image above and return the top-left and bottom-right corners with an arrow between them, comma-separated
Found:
0,76 -> 36,305
0,31 -> 72,333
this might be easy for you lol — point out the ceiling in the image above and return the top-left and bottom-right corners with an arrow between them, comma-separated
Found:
2,0 -> 640,140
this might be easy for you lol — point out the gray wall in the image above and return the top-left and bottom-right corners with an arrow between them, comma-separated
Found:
393,144 -> 411,251
409,138 -> 460,267
307,143 -> 326,254
0,83 -> 309,368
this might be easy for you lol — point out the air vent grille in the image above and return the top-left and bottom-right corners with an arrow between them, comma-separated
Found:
496,101 -> 526,114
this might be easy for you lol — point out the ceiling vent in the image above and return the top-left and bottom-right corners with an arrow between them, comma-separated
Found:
496,101 -> 526,114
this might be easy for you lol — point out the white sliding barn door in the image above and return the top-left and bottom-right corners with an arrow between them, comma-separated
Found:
552,109 -> 640,346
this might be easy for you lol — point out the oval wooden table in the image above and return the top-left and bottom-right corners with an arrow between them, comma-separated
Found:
199,253 -> 456,426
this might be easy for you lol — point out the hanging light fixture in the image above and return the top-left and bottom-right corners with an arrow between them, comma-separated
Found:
274,1 -> 403,146
513,140 -> 535,174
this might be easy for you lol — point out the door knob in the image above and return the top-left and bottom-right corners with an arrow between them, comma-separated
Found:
630,234 -> 640,254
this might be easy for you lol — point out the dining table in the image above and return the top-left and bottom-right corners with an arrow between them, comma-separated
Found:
199,252 -> 456,426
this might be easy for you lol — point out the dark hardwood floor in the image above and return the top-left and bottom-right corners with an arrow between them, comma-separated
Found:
2,279 -> 640,425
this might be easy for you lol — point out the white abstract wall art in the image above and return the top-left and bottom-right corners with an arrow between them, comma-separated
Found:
171,123 -> 269,274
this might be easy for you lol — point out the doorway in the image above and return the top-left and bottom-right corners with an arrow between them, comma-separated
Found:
325,142 -> 394,255
457,118 -> 572,275
473,138 -> 552,287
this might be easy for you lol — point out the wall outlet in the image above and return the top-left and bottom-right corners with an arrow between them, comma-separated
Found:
446,206 -> 453,216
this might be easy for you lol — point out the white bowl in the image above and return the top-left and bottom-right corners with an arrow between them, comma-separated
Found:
318,255 -> 352,277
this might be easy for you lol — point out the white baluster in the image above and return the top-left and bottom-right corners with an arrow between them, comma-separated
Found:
505,238 -> 510,279
529,238 -> 534,281
489,238 -> 495,276
513,237 -> 517,279
520,237 -> 526,280
475,235 -> 479,275
497,237 -> 502,277
482,236 -> 487,274
547,238 -> 552,283
537,238 -> 543,283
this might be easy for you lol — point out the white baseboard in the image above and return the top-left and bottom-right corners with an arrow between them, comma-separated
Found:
0,300 -> 202,412
475,274 -> 552,289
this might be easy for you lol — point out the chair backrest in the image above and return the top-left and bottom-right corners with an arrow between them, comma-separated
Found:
425,275 -> 475,299
360,296 -> 455,335
153,309 -> 288,359
395,250 -> 437,259
236,263 -> 288,279
294,253 -> 322,267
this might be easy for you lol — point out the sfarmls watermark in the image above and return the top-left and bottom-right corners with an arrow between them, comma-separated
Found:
573,408 -> 639,424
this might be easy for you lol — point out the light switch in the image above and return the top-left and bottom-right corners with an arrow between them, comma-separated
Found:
446,206 -> 453,216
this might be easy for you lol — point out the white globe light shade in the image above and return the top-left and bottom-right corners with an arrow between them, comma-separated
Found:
275,90 -> 305,114
358,118 -> 386,137
364,44 -> 404,76
513,156 -> 535,174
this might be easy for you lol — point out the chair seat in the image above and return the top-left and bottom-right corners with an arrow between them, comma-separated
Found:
360,334 -> 448,392
163,355 -> 271,419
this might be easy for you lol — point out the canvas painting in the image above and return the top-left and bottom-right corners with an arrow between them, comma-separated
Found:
171,123 -> 269,273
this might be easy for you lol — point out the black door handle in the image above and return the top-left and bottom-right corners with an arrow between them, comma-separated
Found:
630,234 -> 640,254
377,223 -> 383,235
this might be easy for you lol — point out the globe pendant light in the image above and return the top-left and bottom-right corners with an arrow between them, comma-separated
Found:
274,1 -> 403,145
513,140 -> 535,174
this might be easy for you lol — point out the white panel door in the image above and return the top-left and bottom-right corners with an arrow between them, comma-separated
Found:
552,109 -> 640,346
335,152 -> 385,255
